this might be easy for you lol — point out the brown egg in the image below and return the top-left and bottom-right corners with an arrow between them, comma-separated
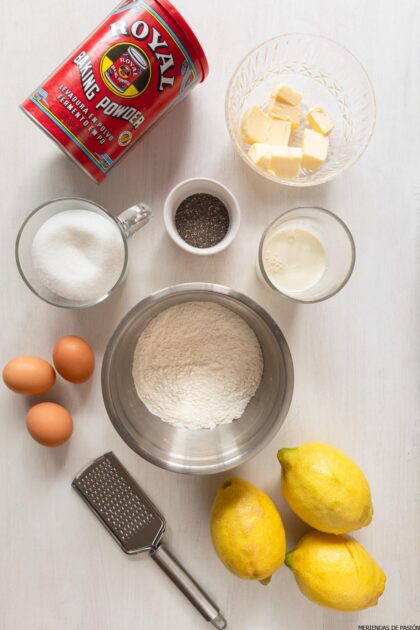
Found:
3,356 -> 56,395
26,402 -> 73,447
53,336 -> 95,384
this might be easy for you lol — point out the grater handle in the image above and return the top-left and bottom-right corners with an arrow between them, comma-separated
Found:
151,544 -> 227,629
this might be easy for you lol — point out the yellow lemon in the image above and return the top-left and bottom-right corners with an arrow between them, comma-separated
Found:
210,477 -> 286,583
278,442 -> 373,534
286,530 -> 386,611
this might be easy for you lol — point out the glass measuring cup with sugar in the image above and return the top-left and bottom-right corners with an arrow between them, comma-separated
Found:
16,197 -> 151,309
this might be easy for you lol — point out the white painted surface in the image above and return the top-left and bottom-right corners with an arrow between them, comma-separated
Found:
1,1 -> 419,629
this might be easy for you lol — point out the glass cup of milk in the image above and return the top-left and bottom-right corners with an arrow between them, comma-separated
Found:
258,207 -> 355,303
16,197 -> 151,309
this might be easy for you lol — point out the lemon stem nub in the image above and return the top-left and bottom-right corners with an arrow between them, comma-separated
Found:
285,551 -> 294,568
277,448 -> 297,470
259,576 -> 271,586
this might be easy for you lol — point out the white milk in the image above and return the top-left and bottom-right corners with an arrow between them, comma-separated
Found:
262,227 -> 326,294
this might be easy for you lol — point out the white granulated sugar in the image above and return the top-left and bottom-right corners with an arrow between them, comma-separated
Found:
132,301 -> 264,430
31,210 -> 125,302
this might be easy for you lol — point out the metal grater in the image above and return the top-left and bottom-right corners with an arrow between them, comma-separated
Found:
72,452 -> 164,553
72,452 -> 227,629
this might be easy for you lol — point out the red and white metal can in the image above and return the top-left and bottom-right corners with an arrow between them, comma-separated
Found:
21,0 -> 208,182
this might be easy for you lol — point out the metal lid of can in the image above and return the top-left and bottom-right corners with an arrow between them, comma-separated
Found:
154,0 -> 209,81
127,46 -> 149,69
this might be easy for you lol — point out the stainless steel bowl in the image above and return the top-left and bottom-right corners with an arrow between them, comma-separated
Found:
102,284 -> 294,475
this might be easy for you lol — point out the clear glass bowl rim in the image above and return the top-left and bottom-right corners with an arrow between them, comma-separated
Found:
225,32 -> 376,187
15,196 -> 129,309
258,206 -> 356,303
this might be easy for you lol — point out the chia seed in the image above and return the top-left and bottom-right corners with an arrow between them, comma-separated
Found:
175,193 -> 230,248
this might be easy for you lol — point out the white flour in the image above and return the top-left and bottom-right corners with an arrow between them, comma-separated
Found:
31,209 -> 125,302
132,302 -> 264,430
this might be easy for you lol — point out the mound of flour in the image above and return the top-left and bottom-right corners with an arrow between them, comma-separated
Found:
132,301 -> 263,430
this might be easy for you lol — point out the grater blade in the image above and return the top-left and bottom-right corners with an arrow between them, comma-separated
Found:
72,452 -> 165,554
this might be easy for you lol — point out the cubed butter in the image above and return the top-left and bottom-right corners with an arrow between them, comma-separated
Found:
248,143 -> 272,170
307,105 -> 334,135
240,106 -> 271,144
266,119 -> 292,146
301,128 -> 329,171
271,84 -> 302,106
271,146 -> 302,178
268,100 -> 301,128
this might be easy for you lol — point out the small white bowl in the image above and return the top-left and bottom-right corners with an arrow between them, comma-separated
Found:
163,177 -> 240,255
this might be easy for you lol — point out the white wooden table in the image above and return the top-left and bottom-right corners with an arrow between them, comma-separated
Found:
1,1 -> 419,628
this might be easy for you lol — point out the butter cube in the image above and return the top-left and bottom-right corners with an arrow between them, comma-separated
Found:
271,84 -> 302,106
240,106 -> 271,144
268,100 -> 301,128
307,105 -> 334,136
266,119 -> 292,146
301,128 -> 329,171
271,146 -> 302,178
248,143 -> 272,170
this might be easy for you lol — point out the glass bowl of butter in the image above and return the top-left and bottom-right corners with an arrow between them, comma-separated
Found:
225,34 -> 375,186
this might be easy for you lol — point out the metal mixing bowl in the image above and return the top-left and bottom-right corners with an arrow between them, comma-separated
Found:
102,284 -> 294,475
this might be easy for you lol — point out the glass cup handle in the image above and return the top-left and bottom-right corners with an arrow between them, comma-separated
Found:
117,203 -> 152,239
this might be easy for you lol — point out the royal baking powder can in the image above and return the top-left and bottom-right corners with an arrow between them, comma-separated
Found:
21,0 -> 208,182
